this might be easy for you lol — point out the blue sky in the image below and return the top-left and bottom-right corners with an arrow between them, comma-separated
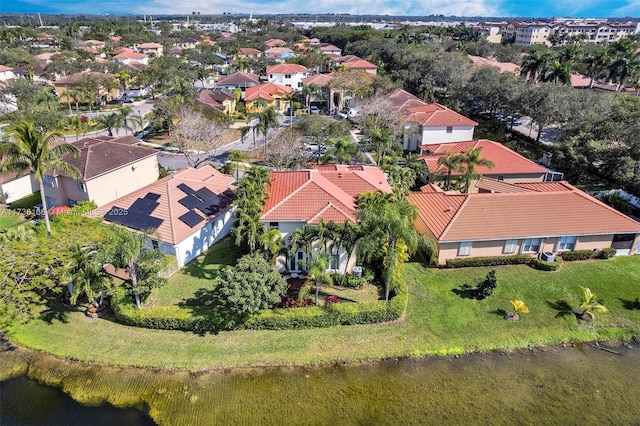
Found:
3,0 -> 639,18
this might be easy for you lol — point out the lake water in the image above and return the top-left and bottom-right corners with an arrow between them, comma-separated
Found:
1,341 -> 639,425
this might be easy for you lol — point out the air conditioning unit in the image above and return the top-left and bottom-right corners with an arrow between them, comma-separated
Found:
352,266 -> 362,277
541,252 -> 555,262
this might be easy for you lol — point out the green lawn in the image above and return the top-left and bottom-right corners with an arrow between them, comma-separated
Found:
0,206 -> 24,230
6,257 -> 640,369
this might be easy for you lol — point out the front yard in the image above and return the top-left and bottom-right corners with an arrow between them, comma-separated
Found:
6,255 -> 640,369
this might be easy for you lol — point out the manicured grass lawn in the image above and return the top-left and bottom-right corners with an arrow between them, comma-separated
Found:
0,206 -> 24,230
6,257 -> 640,369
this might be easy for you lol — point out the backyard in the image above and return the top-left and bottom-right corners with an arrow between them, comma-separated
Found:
6,254 -> 640,369
0,192 -> 40,231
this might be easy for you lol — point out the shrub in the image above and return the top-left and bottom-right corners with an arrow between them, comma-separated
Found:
445,254 -> 532,268
324,295 -> 340,305
596,248 -> 617,259
558,250 -> 594,262
474,269 -> 498,299
531,256 -> 563,271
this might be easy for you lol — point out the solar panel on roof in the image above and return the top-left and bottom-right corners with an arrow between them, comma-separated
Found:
197,204 -> 220,216
178,194 -> 205,210
129,198 -> 159,215
179,210 -> 205,228
144,192 -> 161,201
177,183 -> 196,195
103,207 -> 163,231
194,187 -> 218,202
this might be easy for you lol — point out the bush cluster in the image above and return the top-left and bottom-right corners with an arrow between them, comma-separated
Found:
531,256 -> 563,271
445,254 -> 533,268
331,270 -> 372,288
596,248 -> 617,259
111,278 -> 409,332
558,250 -> 595,261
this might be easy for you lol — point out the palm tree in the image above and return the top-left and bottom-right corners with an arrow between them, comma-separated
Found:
114,70 -> 130,94
232,167 -> 270,253
307,254 -> 333,306
250,107 -> 279,157
228,150 -> 249,180
520,50 -> 553,82
65,88 -> 83,114
68,244 -> 112,308
436,152 -> 464,191
259,227 -> 283,264
118,105 -> 135,134
324,137 -> 361,164
0,121 -> 80,237
284,91 -> 298,127
68,115 -> 87,142
338,220 -> 361,276
607,38 -> 640,91
96,113 -> 124,137
239,124 -> 251,145
582,47 -> 610,89
541,60 -> 573,84
459,147 -> 495,193
576,286 -> 607,320
289,224 -> 318,270
302,83 -> 322,114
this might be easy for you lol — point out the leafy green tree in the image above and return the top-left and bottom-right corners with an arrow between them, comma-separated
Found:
213,253 -> 287,318
250,107 -> 279,157
68,244 -> 112,308
297,115 -> 351,164
307,254 -> 333,306
458,147 -> 494,193
436,152 -> 464,191
385,165 -> 416,197
228,150 -> 249,180
103,227 -> 166,309
0,121 -> 80,237
232,167 -> 270,253
95,112 -> 123,137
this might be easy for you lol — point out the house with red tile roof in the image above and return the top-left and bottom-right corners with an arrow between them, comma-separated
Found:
408,179 -> 640,265
419,139 -> 552,191
334,55 -> 378,75
388,89 -> 478,151
196,88 -> 236,115
238,48 -> 262,59
265,39 -> 287,48
262,165 -> 392,272
136,42 -> 164,58
267,63 -> 309,90
93,167 -> 235,268
114,48 -> 149,65
53,71 -> 120,104
0,65 -> 17,82
42,135 -> 158,209
320,44 -> 342,55
264,47 -> 295,61
244,82 -> 293,113
216,72 -> 260,92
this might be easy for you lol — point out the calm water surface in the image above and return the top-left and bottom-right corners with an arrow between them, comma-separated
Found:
1,342 -> 639,425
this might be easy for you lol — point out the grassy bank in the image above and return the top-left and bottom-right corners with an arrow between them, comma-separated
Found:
6,257 -> 640,369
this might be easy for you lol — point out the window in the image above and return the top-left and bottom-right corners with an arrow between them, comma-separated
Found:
43,174 -> 54,187
269,74 -> 272,79
45,196 -> 58,208
67,199 -> 78,206
297,82 -> 303,88
497,175 -> 504,181
557,236 -> 577,251
284,74 -> 291,78
503,239 -> 518,254
521,238 -> 542,253
446,126 -> 453,133
330,252 -> 340,270
458,241 -> 472,256
151,239 -> 159,250
77,180 -> 86,192
269,221 -> 279,230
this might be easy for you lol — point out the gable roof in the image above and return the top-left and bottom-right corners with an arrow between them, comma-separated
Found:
468,55 -> 520,74
114,48 -> 147,60
137,42 -> 163,49
94,167 -> 235,245
302,73 -> 334,87
216,72 -> 260,87
408,182 -> 640,242
239,47 -> 261,55
420,139 -> 548,176
267,63 -> 308,74
244,82 -> 292,102
262,166 -> 392,224
63,135 -> 157,180
406,103 -> 478,127
54,71 -> 116,86
196,89 -> 235,110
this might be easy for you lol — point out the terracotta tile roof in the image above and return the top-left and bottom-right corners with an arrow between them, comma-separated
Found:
302,73 -> 333,87
137,42 -> 163,48
262,166 -> 392,223
170,46 -> 183,55
387,89 -> 428,114
239,48 -> 261,55
244,82 -> 292,102
196,89 -> 235,110
409,186 -> 640,242
216,72 -> 260,87
468,55 -> 520,74
406,103 -> 478,127
267,63 -> 308,74
265,39 -> 287,47
93,167 -> 235,245
54,71 -> 116,86
127,61 -> 147,70
475,176 -> 534,193
320,44 -> 341,52
342,58 -> 377,70
63,135 -> 157,180
420,139 -> 548,176
35,52 -> 56,61
114,49 -> 147,60
0,65 -> 14,72
513,181 -> 575,192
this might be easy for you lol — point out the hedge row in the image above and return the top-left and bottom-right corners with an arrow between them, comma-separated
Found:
531,257 -> 563,271
445,254 -> 533,268
558,250 -> 594,261
111,280 -> 409,332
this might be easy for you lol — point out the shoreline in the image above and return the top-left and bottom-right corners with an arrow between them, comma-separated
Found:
2,330 -> 637,374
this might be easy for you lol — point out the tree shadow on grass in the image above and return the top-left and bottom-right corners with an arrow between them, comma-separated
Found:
180,288 -> 217,307
452,284 -> 477,300
619,298 -> 640,310
546,300 -> 575,319
491,309 -> 507,318
39,294 -> 81,324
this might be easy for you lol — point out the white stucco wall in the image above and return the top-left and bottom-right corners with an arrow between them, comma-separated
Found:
174,210 -> 234,267
267,73 -> 307,90
421,126 -> 475,145
1,174 -> 38,204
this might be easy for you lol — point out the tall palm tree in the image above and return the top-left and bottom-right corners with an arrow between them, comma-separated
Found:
289,224 -> 318,270
436,152 -> 464,191
459,147 -> 495,193
259,227 -> 283,264
250,107 -> 279,157
307,254 -> 333,306
0,121 -> 80,237
541,60 -> 573,84
302,83 -> 322,114
337,220 -> 361,276
228,150 -> 249,180
520,50 -> 553,82
607,38 -> 639,92
324,137 -> 361,164
284,91 -> 298,127
118,105 -> 135,134
68,114 -> 87,142
582,47 -> 610,89
96,113 -> 124,137
68,244 -> 112,308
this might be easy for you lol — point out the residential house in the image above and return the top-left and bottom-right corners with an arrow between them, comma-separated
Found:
0,170 -> 37,204
387,89 -> 478,151
0,65 -> 18,82
114,48 -> 149,66
407,179 -> 640,265
136,42 -> 164,58
335,55 -> 378,75
262,165 -> 392,273
196,88 -> 236,115
264,47 -> 295,61
41,135 -> 158,208
244,82 -> 293,113
419,139 -> 554,190
320,43 -> 342,55
175,38 -> 198,50
266,63 -> 309,90
216,72 -> 260,93
468,55 -> 520,75
94,167 -> 235,268
302,73 -> 333,111
265,39 -> 287,48
53,71 -> 120,103
237,48 -> 262,59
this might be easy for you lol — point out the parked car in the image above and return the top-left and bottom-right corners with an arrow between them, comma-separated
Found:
285,107 -> 295,117
309,106 -> 320,115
